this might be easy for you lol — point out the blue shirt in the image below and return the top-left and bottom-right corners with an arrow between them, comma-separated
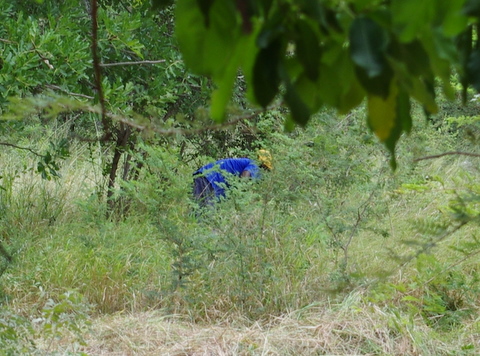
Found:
194,158 -> 259,197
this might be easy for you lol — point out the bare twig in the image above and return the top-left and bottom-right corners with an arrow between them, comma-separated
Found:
32,41 -> 54,70
53,104 -> 252,142
45,84 -> 94,100
0,142 -> 43,157
416,242 -> 480,291
342,187 -> 378,267
100,60 -> 166,67
0,38 -> 16,44
415,151 -> 480,162
115,109 -> 263,136
408,221 -> 468,264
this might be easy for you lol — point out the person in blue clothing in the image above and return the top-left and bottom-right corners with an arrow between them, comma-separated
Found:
193,150 -> 272,208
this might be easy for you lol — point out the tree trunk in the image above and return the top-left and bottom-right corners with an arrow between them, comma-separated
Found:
106,123 -> 131,216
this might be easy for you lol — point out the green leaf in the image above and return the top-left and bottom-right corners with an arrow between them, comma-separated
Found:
389,90 -> 411,169
211,35 -> 257,121
256,6 -> 287,49
298,1 -> 341,34
338,76 -> 365,114
235,0 -> 254,33
467,47 -> 480,91
367,83 -> 398,143
463,0 -> 480,17
316,46 -> 365,112
395,89 -> 412,134
284,115 -> 295,132
176,0 -> 238,76
402,295 -> 422,303
432,28 -> 458,64
393,40 -> 433,78
456,26 -> 473,103
196,0 -> 215,27
284,79 -> 311,126
388,57 -> 437,114
355,63 -> 393,99
252,38 -> 283,107
294,19 -> 322,81
392,0 -> 435,42
367,81 -> 411,168
294,74 -> 323,113
349,17 -> 389,77
440,0 -> 469,36
418,30 -> 455,99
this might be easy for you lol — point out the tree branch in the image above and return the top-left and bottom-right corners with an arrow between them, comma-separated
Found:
342,186 -> 378,267
99,60 -> 166,67
415,151 -> 480,162
0,142 -> 43,157
0,38 -> 16,44
45,84 -> 94,100
115,109 -> 264,136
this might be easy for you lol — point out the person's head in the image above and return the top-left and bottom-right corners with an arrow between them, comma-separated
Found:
257,149 -> 273,171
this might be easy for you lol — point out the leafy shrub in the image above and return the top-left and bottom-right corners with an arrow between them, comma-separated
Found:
0,291 -> 90,355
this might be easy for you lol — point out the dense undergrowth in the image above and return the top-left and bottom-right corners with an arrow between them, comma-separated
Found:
2,101 -> 480,354
2,1 -> 480,354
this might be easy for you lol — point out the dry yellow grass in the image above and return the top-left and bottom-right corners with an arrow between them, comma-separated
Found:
71,295 -> 475,356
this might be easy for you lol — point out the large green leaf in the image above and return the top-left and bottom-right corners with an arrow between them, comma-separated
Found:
294,19 -> 321,81
387,90 -> 412,169
387,55 -> 437,115
349,17 -> 389,78
419,29 -> 455,99
293,74 -> 322,113
284,78 -> 311,126
252,38 -> 283,107
211,34 -> 257,121
177,0 -> 252,120
367,81 -> 411,168
440,0 -> 468,36
317,46 -> 364,112
391,40 -> 433,78
391,0 -> 434,42
354,63 -> 393,99
338,75 -> 365,115
175,0 -> 238,76
367,83 -> 398,143
298,1 -> 341,34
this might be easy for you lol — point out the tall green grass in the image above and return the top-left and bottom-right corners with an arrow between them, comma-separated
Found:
2,108 -> 480,353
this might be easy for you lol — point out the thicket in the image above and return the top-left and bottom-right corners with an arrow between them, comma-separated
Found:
2,101 -> 480,353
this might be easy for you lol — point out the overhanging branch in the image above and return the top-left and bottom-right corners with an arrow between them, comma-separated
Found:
0,142 -> 43,157
415,151 -> 480,162
45,84 -> 94,100
100,60 -> 166,67
115,109 -> 266,136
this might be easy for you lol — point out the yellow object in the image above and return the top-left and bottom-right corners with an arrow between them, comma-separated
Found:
257,149 -> 273,170
367,81 -> 398,142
